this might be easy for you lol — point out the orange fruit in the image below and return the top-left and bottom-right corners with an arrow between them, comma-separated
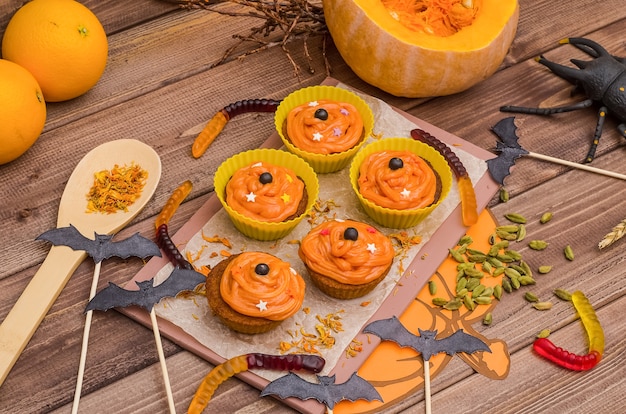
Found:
1,0 -> 108,102
0,59 -> 47,165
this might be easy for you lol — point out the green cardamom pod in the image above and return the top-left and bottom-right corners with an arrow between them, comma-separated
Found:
554,288 -> 572,301
504,212 -> 527,224
529,240 -> 549,250
428,280 -> 437,295
532,301 -> 553,311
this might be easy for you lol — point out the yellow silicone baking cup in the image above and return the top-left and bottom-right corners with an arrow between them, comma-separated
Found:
275,85 -> 374,174
214,148 -> 319,241
349,137 -> 453,229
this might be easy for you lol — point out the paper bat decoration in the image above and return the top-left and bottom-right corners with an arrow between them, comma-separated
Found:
85,268 -> 206,312
36,224 -> 161,263
260,372 -> 382,410
363,316 -> 491,361
486,117 -> 529,186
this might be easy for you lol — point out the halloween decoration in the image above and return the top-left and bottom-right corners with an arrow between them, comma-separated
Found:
322,0 -> 519,97
36,225 -> 162,414
260,372 -> 382,413
364,317 -> 491,361
85,269 -> 205,312
533,290 -> 604,371
188,353 -> 325,413
36,224 -> 160,263
500,37 -> 626,163
487,117 -> 626,185
411,128 -> 478,226
364,316 -> 490,414
192,99 -> 281,158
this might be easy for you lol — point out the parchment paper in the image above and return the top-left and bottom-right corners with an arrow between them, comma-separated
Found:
152,84 -> 487,381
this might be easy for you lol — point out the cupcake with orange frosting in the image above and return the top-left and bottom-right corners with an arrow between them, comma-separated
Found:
358,150 -> 440,210
207,252 -> 306,334
275,85 -> 374,173
350,138 -> 453,229
225,161 -> 307,223
298,219 -> 394,299
214,148 -> 319,240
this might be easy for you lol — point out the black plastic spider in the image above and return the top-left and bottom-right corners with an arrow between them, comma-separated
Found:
500,37 -> 626,163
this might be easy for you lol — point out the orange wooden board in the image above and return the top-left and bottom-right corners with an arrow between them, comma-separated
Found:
119,79 -> 505,413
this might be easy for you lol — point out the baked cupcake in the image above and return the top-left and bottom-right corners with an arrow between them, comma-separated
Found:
214,148 -> 319,240
207,252 -> 306,334
275,85 -> 374,173
298,219 -> 394,299
349,137 -> 453,229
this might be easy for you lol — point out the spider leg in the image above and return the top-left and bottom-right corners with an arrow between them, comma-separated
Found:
500,99 -> 593,115
617,123 -> 626,139
585,105 -> 607,163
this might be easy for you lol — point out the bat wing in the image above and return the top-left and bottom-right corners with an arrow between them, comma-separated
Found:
104,232 -> 162,261
85,281 -> 142,312
486,146 -> 529,186
363,316 -> 421,352
434,329 -> 492,357
152,267 -> 206,300
260,372 -> 329,405
36,224 -> 95,254
491,117 -> 524,149
85,268 -> 205,312
327,372 -> 382,408
260,373 -> 381,409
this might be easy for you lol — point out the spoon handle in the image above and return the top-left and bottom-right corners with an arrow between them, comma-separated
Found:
0,245 -> 86,386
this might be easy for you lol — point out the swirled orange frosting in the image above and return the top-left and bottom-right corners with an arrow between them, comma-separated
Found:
226,161 -> 304,222
299,220 -> 394,285
220,252 -> 305,321
286,100 -> 364,154
358,150 -> 437,209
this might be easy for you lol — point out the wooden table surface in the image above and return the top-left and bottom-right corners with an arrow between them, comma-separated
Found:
1,1 -> 625,413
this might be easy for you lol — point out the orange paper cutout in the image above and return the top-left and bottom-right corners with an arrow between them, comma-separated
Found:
334,209 -> 510,413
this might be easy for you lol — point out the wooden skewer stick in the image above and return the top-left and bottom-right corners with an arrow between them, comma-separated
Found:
150,308 -> 176,414
424,359 -> 432,414
526,151 -> 626,180
71,261 -> 102,414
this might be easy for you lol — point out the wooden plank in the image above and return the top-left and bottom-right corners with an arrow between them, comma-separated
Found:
0,0 -> 179,41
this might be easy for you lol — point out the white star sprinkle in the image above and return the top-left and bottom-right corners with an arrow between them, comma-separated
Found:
312,132 -> 323,141
308,101 -> 319,107
256,300 -> 268,311
367,243 -> 377,253
246,192 -> 257,202
401,188 -> 411,198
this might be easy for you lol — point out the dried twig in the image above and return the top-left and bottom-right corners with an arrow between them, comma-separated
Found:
162,0 -> 328,77
598,218 -> 626,249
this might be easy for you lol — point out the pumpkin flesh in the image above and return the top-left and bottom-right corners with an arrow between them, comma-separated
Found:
323,0 -> 519,97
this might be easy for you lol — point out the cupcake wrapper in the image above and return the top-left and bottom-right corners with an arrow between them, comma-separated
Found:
214,148 -> 319,240
275,85 -> 374,173
349,137 -> 453,229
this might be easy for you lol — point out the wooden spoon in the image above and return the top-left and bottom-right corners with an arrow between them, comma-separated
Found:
0,139 -> 162,386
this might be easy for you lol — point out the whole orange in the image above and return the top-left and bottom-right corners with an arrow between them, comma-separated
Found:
1,0 -> 108,102
0,59 -> 47,165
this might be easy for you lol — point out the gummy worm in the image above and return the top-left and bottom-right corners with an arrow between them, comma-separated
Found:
533,290 -> 604,371
188,353 -> 325,414
155,180 -> 193,269
192,99 -> 281,158
410,128 -> 478,226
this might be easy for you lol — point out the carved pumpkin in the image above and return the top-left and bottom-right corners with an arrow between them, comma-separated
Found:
323,0 -> 519,98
